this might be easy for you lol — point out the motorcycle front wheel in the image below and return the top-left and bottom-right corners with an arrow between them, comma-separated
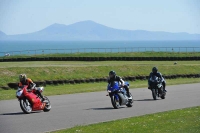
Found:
152,89 -> 157,100
110,95 -> 120,109
20,98 -> 32,114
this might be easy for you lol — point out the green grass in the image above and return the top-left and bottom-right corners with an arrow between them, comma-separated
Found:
51,106 -> 200,133
0,61 -> 200,87
1,61 -> 200,68
1,51 -> 200,58
1,78 -> 199,101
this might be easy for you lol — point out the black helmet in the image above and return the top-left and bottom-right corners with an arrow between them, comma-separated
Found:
152,67 -> 158,74
109,70 -> 116,78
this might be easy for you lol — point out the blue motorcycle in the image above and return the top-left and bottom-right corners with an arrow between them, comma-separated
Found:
107,82 -> 133,109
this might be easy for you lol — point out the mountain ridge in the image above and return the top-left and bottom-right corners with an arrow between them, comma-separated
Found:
0,31 -> 6,36
0,20 -> 200,40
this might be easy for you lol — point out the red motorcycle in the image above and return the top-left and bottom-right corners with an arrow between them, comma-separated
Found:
16,85 -> 51,114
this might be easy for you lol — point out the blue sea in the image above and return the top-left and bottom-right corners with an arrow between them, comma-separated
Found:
0,40 -> 200,56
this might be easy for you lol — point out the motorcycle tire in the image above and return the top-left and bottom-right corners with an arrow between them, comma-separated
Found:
111,96 -> 120,109
20,98 -> 32,114
161,95 -> 165,99
160,87 -> 165,99
126,103 -> 132,107
43,96 -> 51,112
126,92 -> 133,107
152,89 -> 157,100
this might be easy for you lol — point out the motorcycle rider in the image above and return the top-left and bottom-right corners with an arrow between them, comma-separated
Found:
107,70 -> 131,98
148,67 -> 167,92
18,74 -> 45,101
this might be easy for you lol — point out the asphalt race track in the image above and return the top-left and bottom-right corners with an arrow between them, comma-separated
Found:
0,83 -> 200,133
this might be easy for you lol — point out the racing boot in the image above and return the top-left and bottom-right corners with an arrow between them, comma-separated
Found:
125,86 -> 131,98
36,90 -> 45,101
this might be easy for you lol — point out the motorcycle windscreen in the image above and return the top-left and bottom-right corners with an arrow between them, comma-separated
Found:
150,75 -> 158,82
125,81 -> 129,86
16,89 -> 23,98
107,82 -> 120,92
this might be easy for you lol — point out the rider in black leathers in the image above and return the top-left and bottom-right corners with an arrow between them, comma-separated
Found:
148,67 -> 167,92
108,70 -> 130,97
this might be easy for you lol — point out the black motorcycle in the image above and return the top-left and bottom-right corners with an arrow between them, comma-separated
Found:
149,75 -> 166,100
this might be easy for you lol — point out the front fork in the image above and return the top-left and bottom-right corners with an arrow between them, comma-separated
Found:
153,87 -> 163,97
113,94 -> 119,101
109,93 -> 119,101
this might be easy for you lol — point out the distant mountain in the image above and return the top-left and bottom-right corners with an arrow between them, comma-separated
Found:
0,31 -> 6,38
1,20 -> 200,40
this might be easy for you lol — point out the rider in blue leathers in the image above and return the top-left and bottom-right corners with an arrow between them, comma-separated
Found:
108,70 -> 130,97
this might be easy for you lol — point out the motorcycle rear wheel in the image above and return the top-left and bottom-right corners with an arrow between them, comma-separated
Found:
43,96 -> 51,112
160,87 -> 166,99
161,95 -> 165,99
20,98 -> 32,114
126,92 -> 133,107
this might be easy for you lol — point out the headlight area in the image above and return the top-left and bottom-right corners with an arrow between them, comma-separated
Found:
16,90 -> 23,97
107,90 -> 112,93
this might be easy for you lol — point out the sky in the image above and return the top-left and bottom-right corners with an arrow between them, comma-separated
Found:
0,0 -> 200,35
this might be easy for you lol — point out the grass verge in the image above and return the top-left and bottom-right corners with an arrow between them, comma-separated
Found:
0,61 -> 200,87
0,78 -> 199,101
1,52 -> 200,58
51,106 -> 200,133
